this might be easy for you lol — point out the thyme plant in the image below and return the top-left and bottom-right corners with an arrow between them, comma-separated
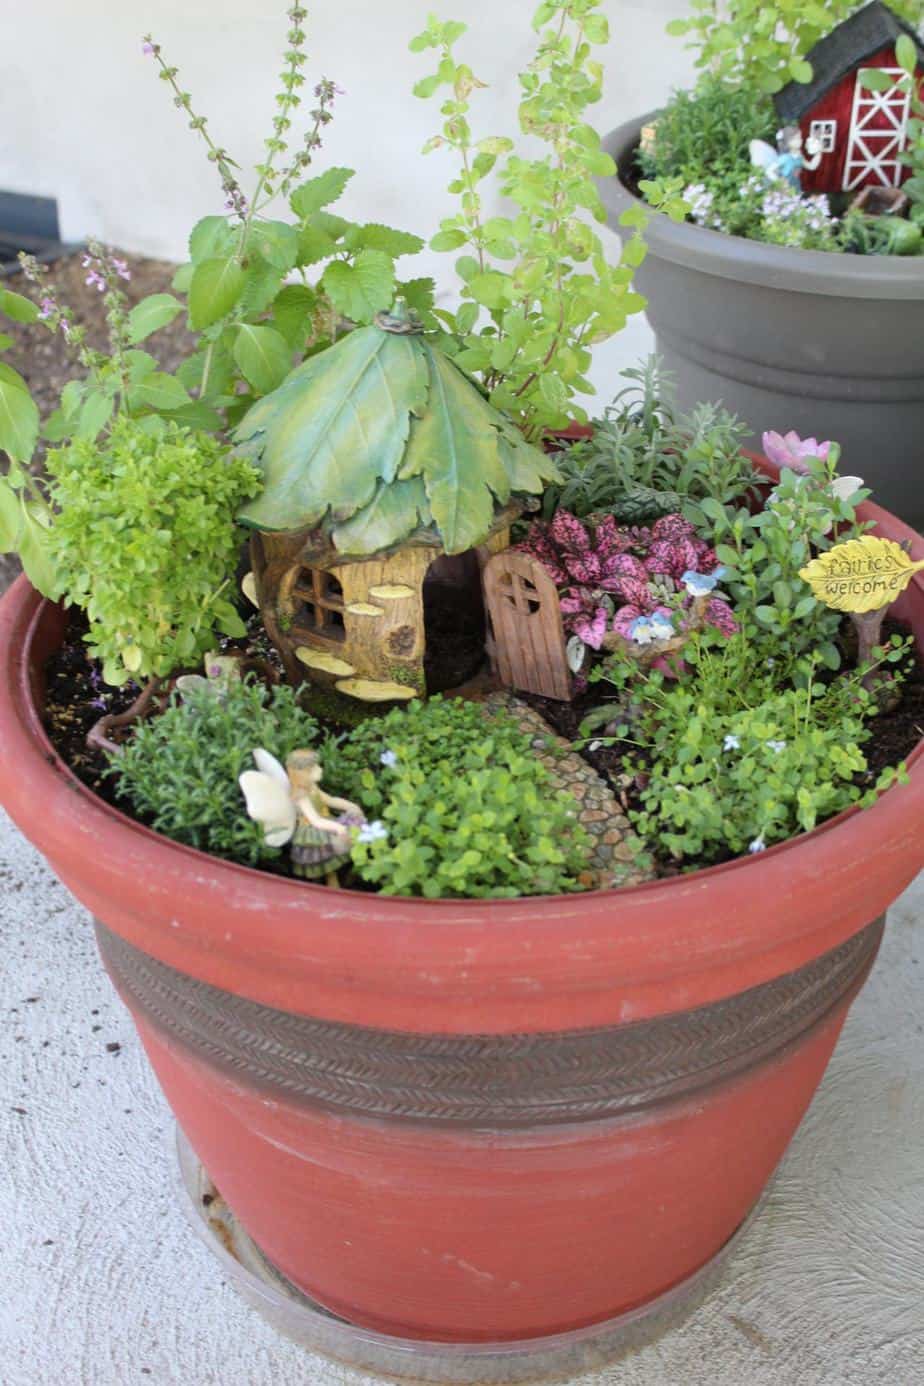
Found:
110,680 -> 319,865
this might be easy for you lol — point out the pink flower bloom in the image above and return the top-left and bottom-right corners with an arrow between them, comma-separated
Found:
85,269 -> 106,291
111,257 -> 131,281
38,297 -> 56,320
142,40 -> 155,55
761,430 -> 832,475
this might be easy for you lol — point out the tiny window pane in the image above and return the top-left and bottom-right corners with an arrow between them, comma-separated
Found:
809,120 -> 837,154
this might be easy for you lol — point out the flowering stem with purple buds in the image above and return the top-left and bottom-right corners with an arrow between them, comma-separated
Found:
143,36 -> 248,224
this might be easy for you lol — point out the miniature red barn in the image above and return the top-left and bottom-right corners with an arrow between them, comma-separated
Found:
775,1 -> 924,194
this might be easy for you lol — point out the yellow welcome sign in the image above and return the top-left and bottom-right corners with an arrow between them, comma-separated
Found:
800,535 -> 924,614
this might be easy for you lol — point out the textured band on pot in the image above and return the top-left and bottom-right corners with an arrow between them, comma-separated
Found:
97,917 -> 883,1128
649,320 -> 924,408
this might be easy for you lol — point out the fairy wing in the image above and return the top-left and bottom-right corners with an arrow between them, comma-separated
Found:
239,770 -> 297,847
749,139 -> 778,172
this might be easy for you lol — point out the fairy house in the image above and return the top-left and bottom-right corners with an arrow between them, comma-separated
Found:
235,308 -> 557,701
775,2 -> 924,195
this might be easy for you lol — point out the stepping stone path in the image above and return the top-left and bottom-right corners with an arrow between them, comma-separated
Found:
481,691 -> 658,891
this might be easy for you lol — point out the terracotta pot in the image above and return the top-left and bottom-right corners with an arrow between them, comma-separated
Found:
599,114 -> 924,529
1,464 -> 923,1348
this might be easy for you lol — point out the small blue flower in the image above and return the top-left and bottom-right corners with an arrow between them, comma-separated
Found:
681,567 -> 726,597
723,734 -> 741,752
748,835 -> 767,854
379,749 -> 398,768
648,612 -> 675,641
767,739 -> 787,754
628,616 -> 655,645
629,613 -> 673,645
357,820 -> 388,844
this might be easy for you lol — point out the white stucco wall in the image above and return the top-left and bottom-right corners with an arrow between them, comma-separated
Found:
0,0 -> 694,389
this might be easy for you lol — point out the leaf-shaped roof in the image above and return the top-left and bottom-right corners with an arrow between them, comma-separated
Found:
235,315 -> 558,556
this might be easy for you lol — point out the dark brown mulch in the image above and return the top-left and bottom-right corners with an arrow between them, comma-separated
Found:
5,249 -> 193,423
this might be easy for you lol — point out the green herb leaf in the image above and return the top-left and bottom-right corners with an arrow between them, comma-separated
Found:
129,372 -> 192,413
290,167 -> 355,218
0,290 -> 39,324
188,256 -> 246,330
127,294 -> 185,344
320,249 -> 396,323
232,324 -> 292,395
0,376 -> 38,462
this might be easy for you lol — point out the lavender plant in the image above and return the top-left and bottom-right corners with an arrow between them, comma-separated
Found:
411,0 -> 647,440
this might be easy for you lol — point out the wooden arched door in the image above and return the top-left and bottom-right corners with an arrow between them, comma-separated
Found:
482,551 -> 572,701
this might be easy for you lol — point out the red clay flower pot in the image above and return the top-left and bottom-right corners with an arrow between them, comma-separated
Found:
1,465 -> 922,1351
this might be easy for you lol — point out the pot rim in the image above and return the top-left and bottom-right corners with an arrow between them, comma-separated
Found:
2,455 -> 922,1031
7,462 -> 922,912
600,112 -> 924,301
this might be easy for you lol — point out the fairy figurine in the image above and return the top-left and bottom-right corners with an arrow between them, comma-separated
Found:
239,747 -> 364,886
750,125 -> 822,190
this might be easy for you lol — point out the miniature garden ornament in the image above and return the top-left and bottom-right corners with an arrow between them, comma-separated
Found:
800,532 -> 924,684
174,652 -> 243,701
234,301 -> 558,696
239,748 -> 364,886
773,2 -> 924,196
750,127 -> 823,190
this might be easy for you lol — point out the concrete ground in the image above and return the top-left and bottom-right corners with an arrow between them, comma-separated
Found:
1,807 -> 922,1386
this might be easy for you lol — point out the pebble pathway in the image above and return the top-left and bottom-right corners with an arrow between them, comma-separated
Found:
481,691 -> 658,890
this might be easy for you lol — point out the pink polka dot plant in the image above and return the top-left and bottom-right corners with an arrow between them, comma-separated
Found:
516,510 -> 738,656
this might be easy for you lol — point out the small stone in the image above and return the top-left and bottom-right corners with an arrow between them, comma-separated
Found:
581,810 -> 609,823
602,829 -> 626,846
612,841 -> 640,863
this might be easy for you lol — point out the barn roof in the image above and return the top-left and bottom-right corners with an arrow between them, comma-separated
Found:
775,1 -> 924,123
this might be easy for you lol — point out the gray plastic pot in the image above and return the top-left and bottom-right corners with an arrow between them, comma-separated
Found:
600,114 -> 924,526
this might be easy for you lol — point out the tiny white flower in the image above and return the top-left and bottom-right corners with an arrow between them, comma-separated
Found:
830,475 -> 864,503
380,749 -> 398,768
723,734 -> 741,752
749,835 -> 767,854
767,739 -> 787,754
357,820 -> 388,844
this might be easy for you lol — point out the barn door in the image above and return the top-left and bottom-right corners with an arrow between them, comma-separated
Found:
482,551 -> 572,701
844,67 -> 912,189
